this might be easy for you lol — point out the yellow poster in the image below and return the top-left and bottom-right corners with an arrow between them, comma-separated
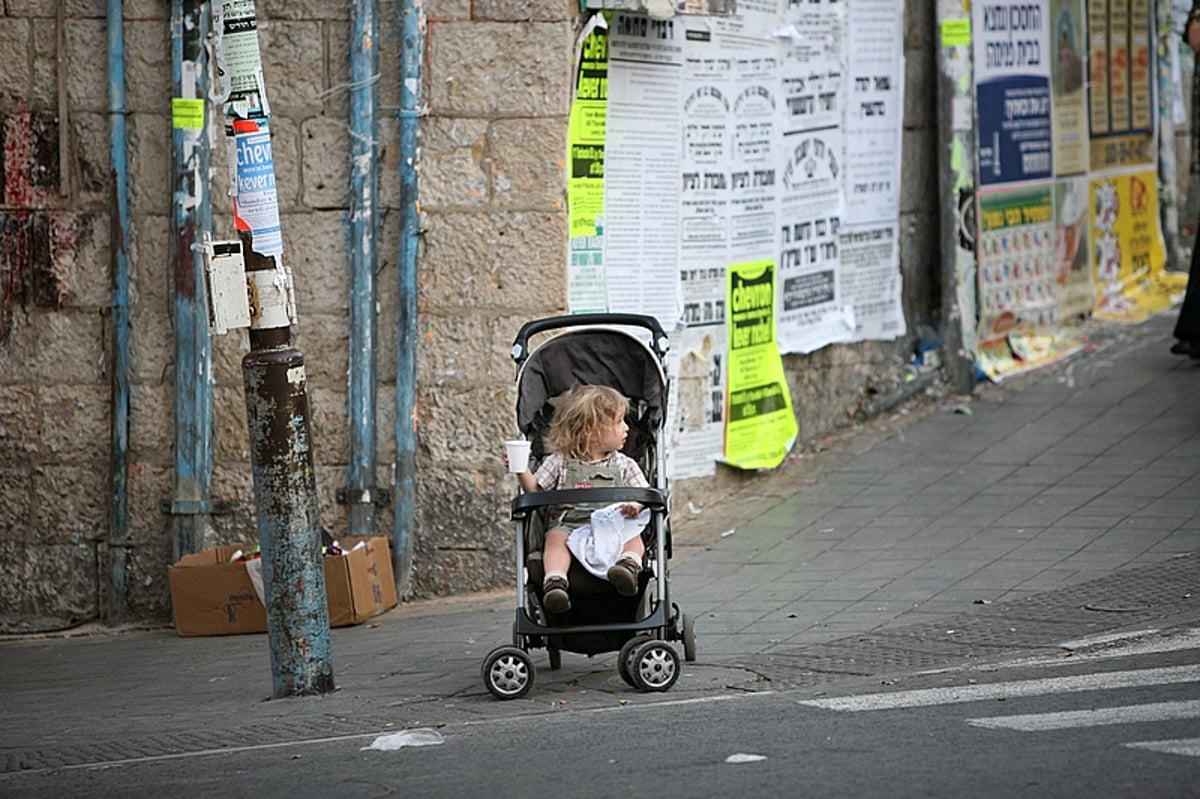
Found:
1089,170 -> 1183,321
567,20 -> 609,313
724,260 -> 798,470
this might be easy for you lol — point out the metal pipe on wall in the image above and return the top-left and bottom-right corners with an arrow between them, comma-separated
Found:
169,0 -> 216,562
346,0 -> 381,538
393,0 -> 422,596
107,0 -> 133,624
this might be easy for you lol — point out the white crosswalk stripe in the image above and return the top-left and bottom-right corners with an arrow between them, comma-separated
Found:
795,633 -> 1200,759
966,700 -> 1200,731
796,665 -> 1200,712
1124,738 -> 1200,757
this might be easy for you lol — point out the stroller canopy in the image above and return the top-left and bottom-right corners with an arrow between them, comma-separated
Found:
515,326 -> 668,441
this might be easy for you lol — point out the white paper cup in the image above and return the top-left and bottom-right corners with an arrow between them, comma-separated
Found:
505,439 -> 531,473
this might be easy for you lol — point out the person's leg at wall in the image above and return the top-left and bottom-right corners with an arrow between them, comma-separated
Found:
1173,231 -> 1200,357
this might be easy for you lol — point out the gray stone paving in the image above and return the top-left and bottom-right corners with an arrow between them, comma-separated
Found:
669,311 -> 1200,657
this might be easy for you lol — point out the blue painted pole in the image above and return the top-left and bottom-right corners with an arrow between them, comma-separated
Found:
347,0 -> 380,538
393,0 -> 422,597
216,0 -> 333,696
169,0 -> 215,561
107,0 -> 132,625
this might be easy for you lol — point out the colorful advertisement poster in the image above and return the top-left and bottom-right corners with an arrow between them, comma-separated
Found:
232,120 -> 283,257
1086,0 -> 1155,171
1050,0 -> 1088,175
567,18 -> 610,313
977,187 -> 1056,332
724,259 -> 797,470
973,0 -> 1054,186
1089,170 -> 1181,321
976,186 -> 1083,378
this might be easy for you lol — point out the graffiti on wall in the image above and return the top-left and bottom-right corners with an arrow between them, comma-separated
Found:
1,108 -> 80,342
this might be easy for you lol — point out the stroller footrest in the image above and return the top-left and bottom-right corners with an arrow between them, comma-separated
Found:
515,602 -> 668,637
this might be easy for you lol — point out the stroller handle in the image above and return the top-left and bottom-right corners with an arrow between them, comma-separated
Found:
510,486 -> 667,519
510,313 -> 670,365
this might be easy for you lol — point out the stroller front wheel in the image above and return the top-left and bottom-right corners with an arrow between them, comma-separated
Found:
630,639 -> 680,693
618,634 -> 654,687
482,646 -> 536,700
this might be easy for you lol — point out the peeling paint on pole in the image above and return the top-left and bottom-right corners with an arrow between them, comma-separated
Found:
242,344 -> 333,697
215,0 -> 333,697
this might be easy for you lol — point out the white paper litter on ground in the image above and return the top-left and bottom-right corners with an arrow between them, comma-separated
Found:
725,753 -> 767,763
361,728 -> 445,750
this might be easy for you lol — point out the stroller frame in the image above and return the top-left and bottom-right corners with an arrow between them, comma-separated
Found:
481,314 -> 697,700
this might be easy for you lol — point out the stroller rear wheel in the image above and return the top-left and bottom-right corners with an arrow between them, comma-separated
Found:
680,611 -> 697,662
482,646 -> 535,700
629,639 -> 680,692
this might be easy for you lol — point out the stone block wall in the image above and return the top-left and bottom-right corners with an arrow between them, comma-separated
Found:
0,0 -> 943,630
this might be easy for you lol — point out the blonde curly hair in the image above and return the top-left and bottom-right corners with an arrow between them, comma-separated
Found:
545,385 -> 629,460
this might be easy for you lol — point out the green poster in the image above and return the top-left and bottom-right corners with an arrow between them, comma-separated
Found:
567,20 -> 608,313
724,260 -> 798,470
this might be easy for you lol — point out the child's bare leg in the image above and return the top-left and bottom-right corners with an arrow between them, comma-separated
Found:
619,535 -> 645,564
542,527 -> 571,613
543,527 -> 571,576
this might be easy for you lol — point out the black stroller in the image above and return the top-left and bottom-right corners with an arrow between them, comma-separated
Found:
481,313 -> 697,699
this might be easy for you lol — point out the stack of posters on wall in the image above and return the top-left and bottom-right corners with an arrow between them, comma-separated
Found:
566,0 -> 906,476
972,0 -> 1183,379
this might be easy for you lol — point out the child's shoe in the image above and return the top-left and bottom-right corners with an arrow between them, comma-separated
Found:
606,557 -> 641,596
542,576 -> 571,614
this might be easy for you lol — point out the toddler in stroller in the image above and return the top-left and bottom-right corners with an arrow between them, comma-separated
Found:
510,384 -> 651,612
481,313 -> 696,700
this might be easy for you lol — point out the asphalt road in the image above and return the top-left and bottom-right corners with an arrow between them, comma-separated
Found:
7,622 -> 1197,799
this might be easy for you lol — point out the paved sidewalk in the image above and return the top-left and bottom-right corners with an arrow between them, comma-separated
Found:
2,311 -> 1198,774
678,310 -> 1200,659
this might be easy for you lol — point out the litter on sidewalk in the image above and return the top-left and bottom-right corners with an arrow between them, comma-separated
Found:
362,729 -> 446,751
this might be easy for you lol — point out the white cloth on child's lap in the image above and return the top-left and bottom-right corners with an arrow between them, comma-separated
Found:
566,504 -> 651,579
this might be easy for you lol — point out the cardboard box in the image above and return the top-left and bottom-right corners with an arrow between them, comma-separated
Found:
168,536 -> 398,636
